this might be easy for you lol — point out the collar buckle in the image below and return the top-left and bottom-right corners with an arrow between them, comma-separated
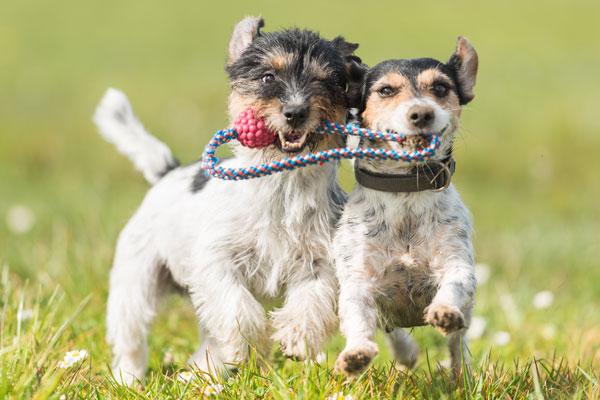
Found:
427,159 -> 453,192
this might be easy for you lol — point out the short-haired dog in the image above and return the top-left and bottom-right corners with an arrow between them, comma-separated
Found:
94,16 -> 364,384
333,37 -> 479,376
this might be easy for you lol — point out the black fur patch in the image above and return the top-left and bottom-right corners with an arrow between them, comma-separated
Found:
190,167 -> 209,193
329,183 -> 347,223
158,158 -> 180,179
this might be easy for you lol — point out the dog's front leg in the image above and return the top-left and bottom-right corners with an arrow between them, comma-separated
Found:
334,276 -> 379,376
270,267 -> 337,361
425,258 -> 475,375
188,266 -> 269,374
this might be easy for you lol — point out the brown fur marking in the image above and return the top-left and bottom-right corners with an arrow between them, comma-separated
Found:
362,73 -> 412,127
269,51 -> 295,71
416,68 -> 461,117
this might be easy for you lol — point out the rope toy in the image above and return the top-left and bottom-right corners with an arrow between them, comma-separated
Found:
201,108 -> 442,180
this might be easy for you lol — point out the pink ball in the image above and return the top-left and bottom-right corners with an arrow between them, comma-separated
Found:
234,107 -> 276,148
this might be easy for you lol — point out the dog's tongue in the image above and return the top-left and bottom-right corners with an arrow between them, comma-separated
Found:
233,108 -> 276,148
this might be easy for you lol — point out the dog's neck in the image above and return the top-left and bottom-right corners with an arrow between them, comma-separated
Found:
355,152 -> 454,217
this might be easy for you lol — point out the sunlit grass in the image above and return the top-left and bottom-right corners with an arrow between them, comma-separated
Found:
1,0 -> 600,398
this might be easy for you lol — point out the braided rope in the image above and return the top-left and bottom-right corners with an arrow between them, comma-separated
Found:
201,121 -> 442,180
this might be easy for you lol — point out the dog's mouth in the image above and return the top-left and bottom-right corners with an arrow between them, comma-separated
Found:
387,125 -> 448,152
276,130 -> 312,153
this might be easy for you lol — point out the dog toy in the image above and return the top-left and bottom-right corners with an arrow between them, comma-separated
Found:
201,110 -> 442,180
233,108 -> 276,148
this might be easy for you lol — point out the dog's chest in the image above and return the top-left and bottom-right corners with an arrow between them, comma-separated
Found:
362,207 -> 438,327
233,174 -> 334,296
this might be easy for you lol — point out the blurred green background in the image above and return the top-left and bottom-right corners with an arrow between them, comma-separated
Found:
1,0 -> 599,373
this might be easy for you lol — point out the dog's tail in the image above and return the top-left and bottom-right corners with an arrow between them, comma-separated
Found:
93,88 -> 179,185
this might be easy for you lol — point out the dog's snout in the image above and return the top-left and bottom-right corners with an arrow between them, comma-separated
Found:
282,104 -> 309,128
407,105 -> 435,129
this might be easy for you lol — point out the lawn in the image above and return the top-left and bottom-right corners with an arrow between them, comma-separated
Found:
1,0 -> 599,398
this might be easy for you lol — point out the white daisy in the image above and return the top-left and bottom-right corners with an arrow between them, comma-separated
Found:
474,263 -> 490,285
59,349 -> 87,368
6,205 -> 35,235
203,383 -> 224,396
17,308 -> 34,322
177,371 -> 194,383
327,392 -> 353,400
532,291 -> 554,309
466,316 -> 487,340
493,331 -> 511,346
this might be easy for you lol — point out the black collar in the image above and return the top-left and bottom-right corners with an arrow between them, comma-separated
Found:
354,157 -> 456,193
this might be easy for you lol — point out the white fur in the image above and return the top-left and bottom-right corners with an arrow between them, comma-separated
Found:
97,89 -> 341,385
93,88 -> 177,185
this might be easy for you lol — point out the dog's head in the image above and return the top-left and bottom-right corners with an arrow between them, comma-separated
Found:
226,17 -> 365,155
361,37 -> 478,165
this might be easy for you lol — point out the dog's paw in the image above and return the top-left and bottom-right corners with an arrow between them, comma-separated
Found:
425,304 -> 465,335
271,311 -> 332,361
335,341 -> 379,376
272,326 -> 311,361
112,361 -> 145,387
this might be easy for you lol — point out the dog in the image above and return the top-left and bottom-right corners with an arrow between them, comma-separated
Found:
93,16 -> 364,385
333,37 -> 479,377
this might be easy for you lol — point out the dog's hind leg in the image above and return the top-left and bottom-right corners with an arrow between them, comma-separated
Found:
448,330 -> 470,378
106,226 -> 164,386
386,328 -> 419,370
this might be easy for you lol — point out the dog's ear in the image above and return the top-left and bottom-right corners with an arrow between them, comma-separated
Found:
331,37 -> 368,109
228,16 -> 264,65
346,56 -> 368,109
447,36 -> 478,104
331,36 -> 359,58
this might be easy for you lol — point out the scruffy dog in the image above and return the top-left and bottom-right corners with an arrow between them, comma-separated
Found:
333,37 -> 479,377
93,17 -> 363,384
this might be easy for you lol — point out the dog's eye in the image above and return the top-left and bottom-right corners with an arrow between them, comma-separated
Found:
378,86 -> 396,97
261,73 -> 275,84
431,83 -> 449,98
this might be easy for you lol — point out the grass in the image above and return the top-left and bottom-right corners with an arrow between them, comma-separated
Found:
1,0 -> 599,398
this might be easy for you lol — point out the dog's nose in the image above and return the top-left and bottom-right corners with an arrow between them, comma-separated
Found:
282,104 -> 309,128
407,105 -> 435,129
